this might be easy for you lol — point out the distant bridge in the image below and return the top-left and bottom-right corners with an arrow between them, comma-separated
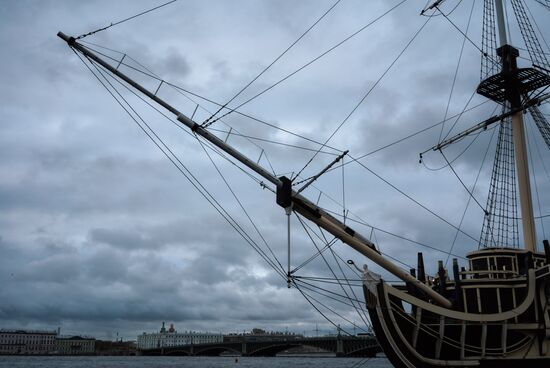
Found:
140,336 -> 381,357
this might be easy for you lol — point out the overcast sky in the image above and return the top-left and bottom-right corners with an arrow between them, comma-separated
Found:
1,0 -> 549,340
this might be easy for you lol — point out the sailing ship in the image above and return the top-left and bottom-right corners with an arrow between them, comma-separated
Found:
57,1 -> 550,367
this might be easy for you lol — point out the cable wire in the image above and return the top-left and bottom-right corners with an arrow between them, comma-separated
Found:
74,47 -> 288,280
293,13 -> 432,182
204,0 -> 408,127
202,0 -> 342,127
76,0 -> 178,40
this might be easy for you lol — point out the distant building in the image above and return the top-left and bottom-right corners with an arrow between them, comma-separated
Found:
223,328 -> 303,343
137,322 -> 223,350
55,335 -> 95,355
0,329 -> 57,355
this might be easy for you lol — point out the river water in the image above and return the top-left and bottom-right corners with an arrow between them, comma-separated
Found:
0,356 -> 393,367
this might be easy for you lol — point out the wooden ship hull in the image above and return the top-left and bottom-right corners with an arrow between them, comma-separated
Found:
363,248 -> 550,367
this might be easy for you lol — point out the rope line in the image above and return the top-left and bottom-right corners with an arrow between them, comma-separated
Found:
78,42 -> 343,155
74,48 -> 287,280
194,134 -> 286,275
437,3 -> 499,67
203,0 -> 408,128
440,150 -> 487,212
295,214 -> 371,328
294,281 -> 371,335
350,157 -> 479,244
293,13 -> 431,182
76,0 -> 178,40
526,118 -> 547,240
202,0 -> 342,127
445,126 -> 497,266
438,0 -> 475,143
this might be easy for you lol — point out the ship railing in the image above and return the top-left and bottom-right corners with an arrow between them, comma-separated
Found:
460,269 -> 521,280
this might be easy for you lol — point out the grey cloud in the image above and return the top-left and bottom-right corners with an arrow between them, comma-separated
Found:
1,0 -> 548,340
90,228 -> 158,250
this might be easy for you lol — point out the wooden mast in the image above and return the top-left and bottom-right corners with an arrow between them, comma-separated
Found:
57,32 -> 453,308
494,0 -> 537,252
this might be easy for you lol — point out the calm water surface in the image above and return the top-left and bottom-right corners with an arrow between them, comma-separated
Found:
0,356 -> 393,368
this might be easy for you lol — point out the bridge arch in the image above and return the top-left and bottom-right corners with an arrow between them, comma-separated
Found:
194,346 -> 241,356
298,340 -> 336,353
164,349 -> 191,356
247,342 -> 302,357
344,345 -> 379,357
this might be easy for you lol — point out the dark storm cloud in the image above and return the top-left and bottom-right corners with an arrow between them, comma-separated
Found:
1,0 -> 549,340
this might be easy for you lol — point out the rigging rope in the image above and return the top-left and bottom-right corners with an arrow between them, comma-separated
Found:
445,126 -> 498,266
349,356 -> 374,368
79,41 -> 284,176
202,0 -> 342,127
350,156 -> 480,244
300,186 -> 468,260
77,37 -> 486,254
424,126 -> 485,172
73,37 -> 484,300
75,0 -> 178,40
95,52 -> 276,195
80,39 -> 493,181
208,127 -> 340,156
78,42 -> 344,156
349,99 -> 490,165
294,281 -> 372,334
295,275 -> 363,286
438,0 -> 475,143
440,150 -> 487,213
292,238 -> 338,274
78,41 -> 276,195
293,14 -> 432,183
480,104 -> 520,249
315,220 -> 370,324
534,0 -> 550,11
75,45 -> 388,339
295,278 -> 368,310
530,105 -> 550,150
437,3 -> 498,68
525,121 -> 547,241
524,2 -> 550,55
62,1 -> 550,341
421,101 -> 499,172
202,0 -> 408,128
510,0 -> 550,72
295,214 -> 371,328
327,244 -> 370,323
73,39 -> 467,286
74,48 -> 288,280
529,114 -> 550,239
481,0 -> 500,80
193,134 -> 286,275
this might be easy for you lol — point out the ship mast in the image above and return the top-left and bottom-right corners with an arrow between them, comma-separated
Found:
494,0 -> 537,251
428,1 -> 549,251
57,32 -> 453,308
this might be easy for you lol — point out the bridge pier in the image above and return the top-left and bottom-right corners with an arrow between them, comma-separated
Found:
241,341 -> 247,356
336,338 -> 344,357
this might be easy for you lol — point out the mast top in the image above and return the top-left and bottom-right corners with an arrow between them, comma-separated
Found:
494,0 -> 509,46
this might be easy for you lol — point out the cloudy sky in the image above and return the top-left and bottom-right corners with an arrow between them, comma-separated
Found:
1,0 -> 549,340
